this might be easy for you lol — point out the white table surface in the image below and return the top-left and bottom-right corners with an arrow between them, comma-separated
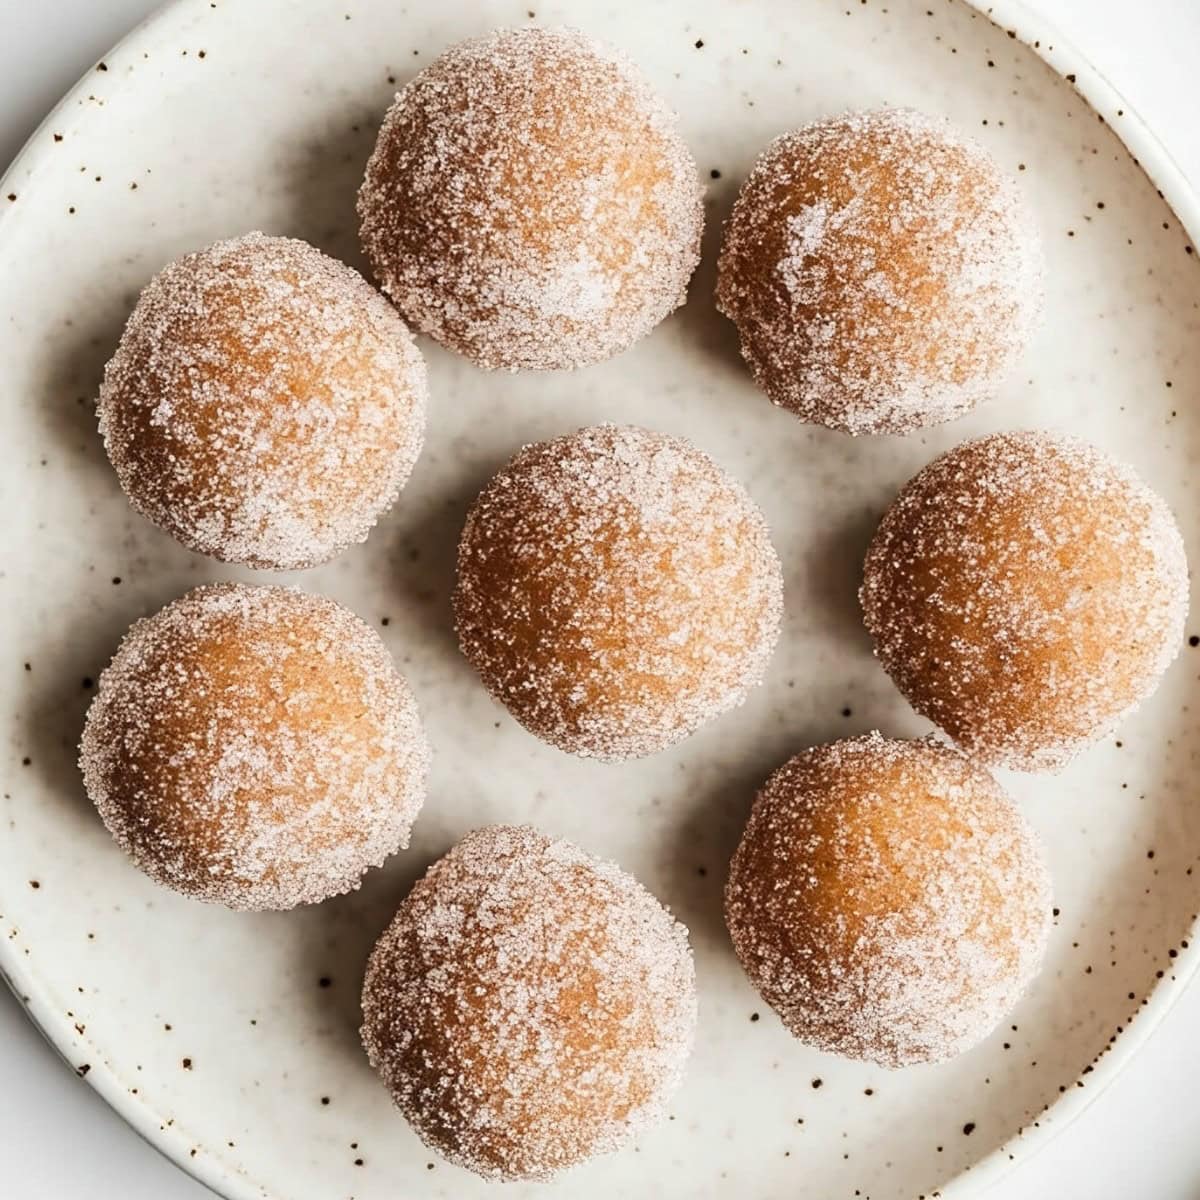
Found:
2,2 -> 1197,1197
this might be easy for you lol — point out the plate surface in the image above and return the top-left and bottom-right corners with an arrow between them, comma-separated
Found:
2,1 -> 1199,1198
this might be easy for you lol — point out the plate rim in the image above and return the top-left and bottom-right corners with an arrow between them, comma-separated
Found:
1,1 -> 1198,1198
938,2 -> 1200,1193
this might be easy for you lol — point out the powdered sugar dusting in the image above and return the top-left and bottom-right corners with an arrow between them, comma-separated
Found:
80,583 -> 430,911
361,824 -> 696,1180
358,26 -> 704,371
716,107 -> 1044,435
725,734 -> 1052,1068
453,424 -> 783,760
861,431 -> 1189,771
98,232 -> 428,570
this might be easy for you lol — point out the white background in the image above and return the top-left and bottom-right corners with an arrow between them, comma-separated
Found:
2,1 -> 1198,1197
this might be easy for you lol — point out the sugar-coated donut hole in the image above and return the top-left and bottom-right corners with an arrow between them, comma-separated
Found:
725,734 -> 1052,1068
716,107 -> 1043,435
360,824 -> 696,1180
98,232 -> 427,570
453,424 -> 784,760
861,431 -> 1189,771
358,26 -> 704,371
80,583 -> 429,911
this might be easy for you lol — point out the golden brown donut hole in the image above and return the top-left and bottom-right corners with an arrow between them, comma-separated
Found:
725,734 -> 1051,1067
861,431 -> 1188,770
453,424 -> 783,759
80,583 -> 429,910
716,107 -> 1043,435
358,27 -> 703,371
98,232 -> 427,569
361,824 -> 696,1180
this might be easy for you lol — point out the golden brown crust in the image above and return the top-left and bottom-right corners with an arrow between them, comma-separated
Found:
725,734 -> 1051,1067
861,431 -> 1188,770
716,108 -> 1042,434
99,233 -> 426,570
358,27 -> 703,370
80,583 -> 429,910
453,424 -> 783,759
361,825 -> 695,1180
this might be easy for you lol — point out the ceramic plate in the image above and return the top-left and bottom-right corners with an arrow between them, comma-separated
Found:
2,1 -> 1199,1197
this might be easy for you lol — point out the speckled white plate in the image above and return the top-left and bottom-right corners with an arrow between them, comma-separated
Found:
2,1 -> 1199,1197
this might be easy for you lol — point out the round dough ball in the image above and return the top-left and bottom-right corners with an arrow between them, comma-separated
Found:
716,107 -> 1043,435
861,431 -> 1188,771
99,232 -> 427,570
358,26 -> 703,371
361,824 -> 696,1180
80,583 -> 429,910
725,734 -> 1051,1068
453,424 -> 783,759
